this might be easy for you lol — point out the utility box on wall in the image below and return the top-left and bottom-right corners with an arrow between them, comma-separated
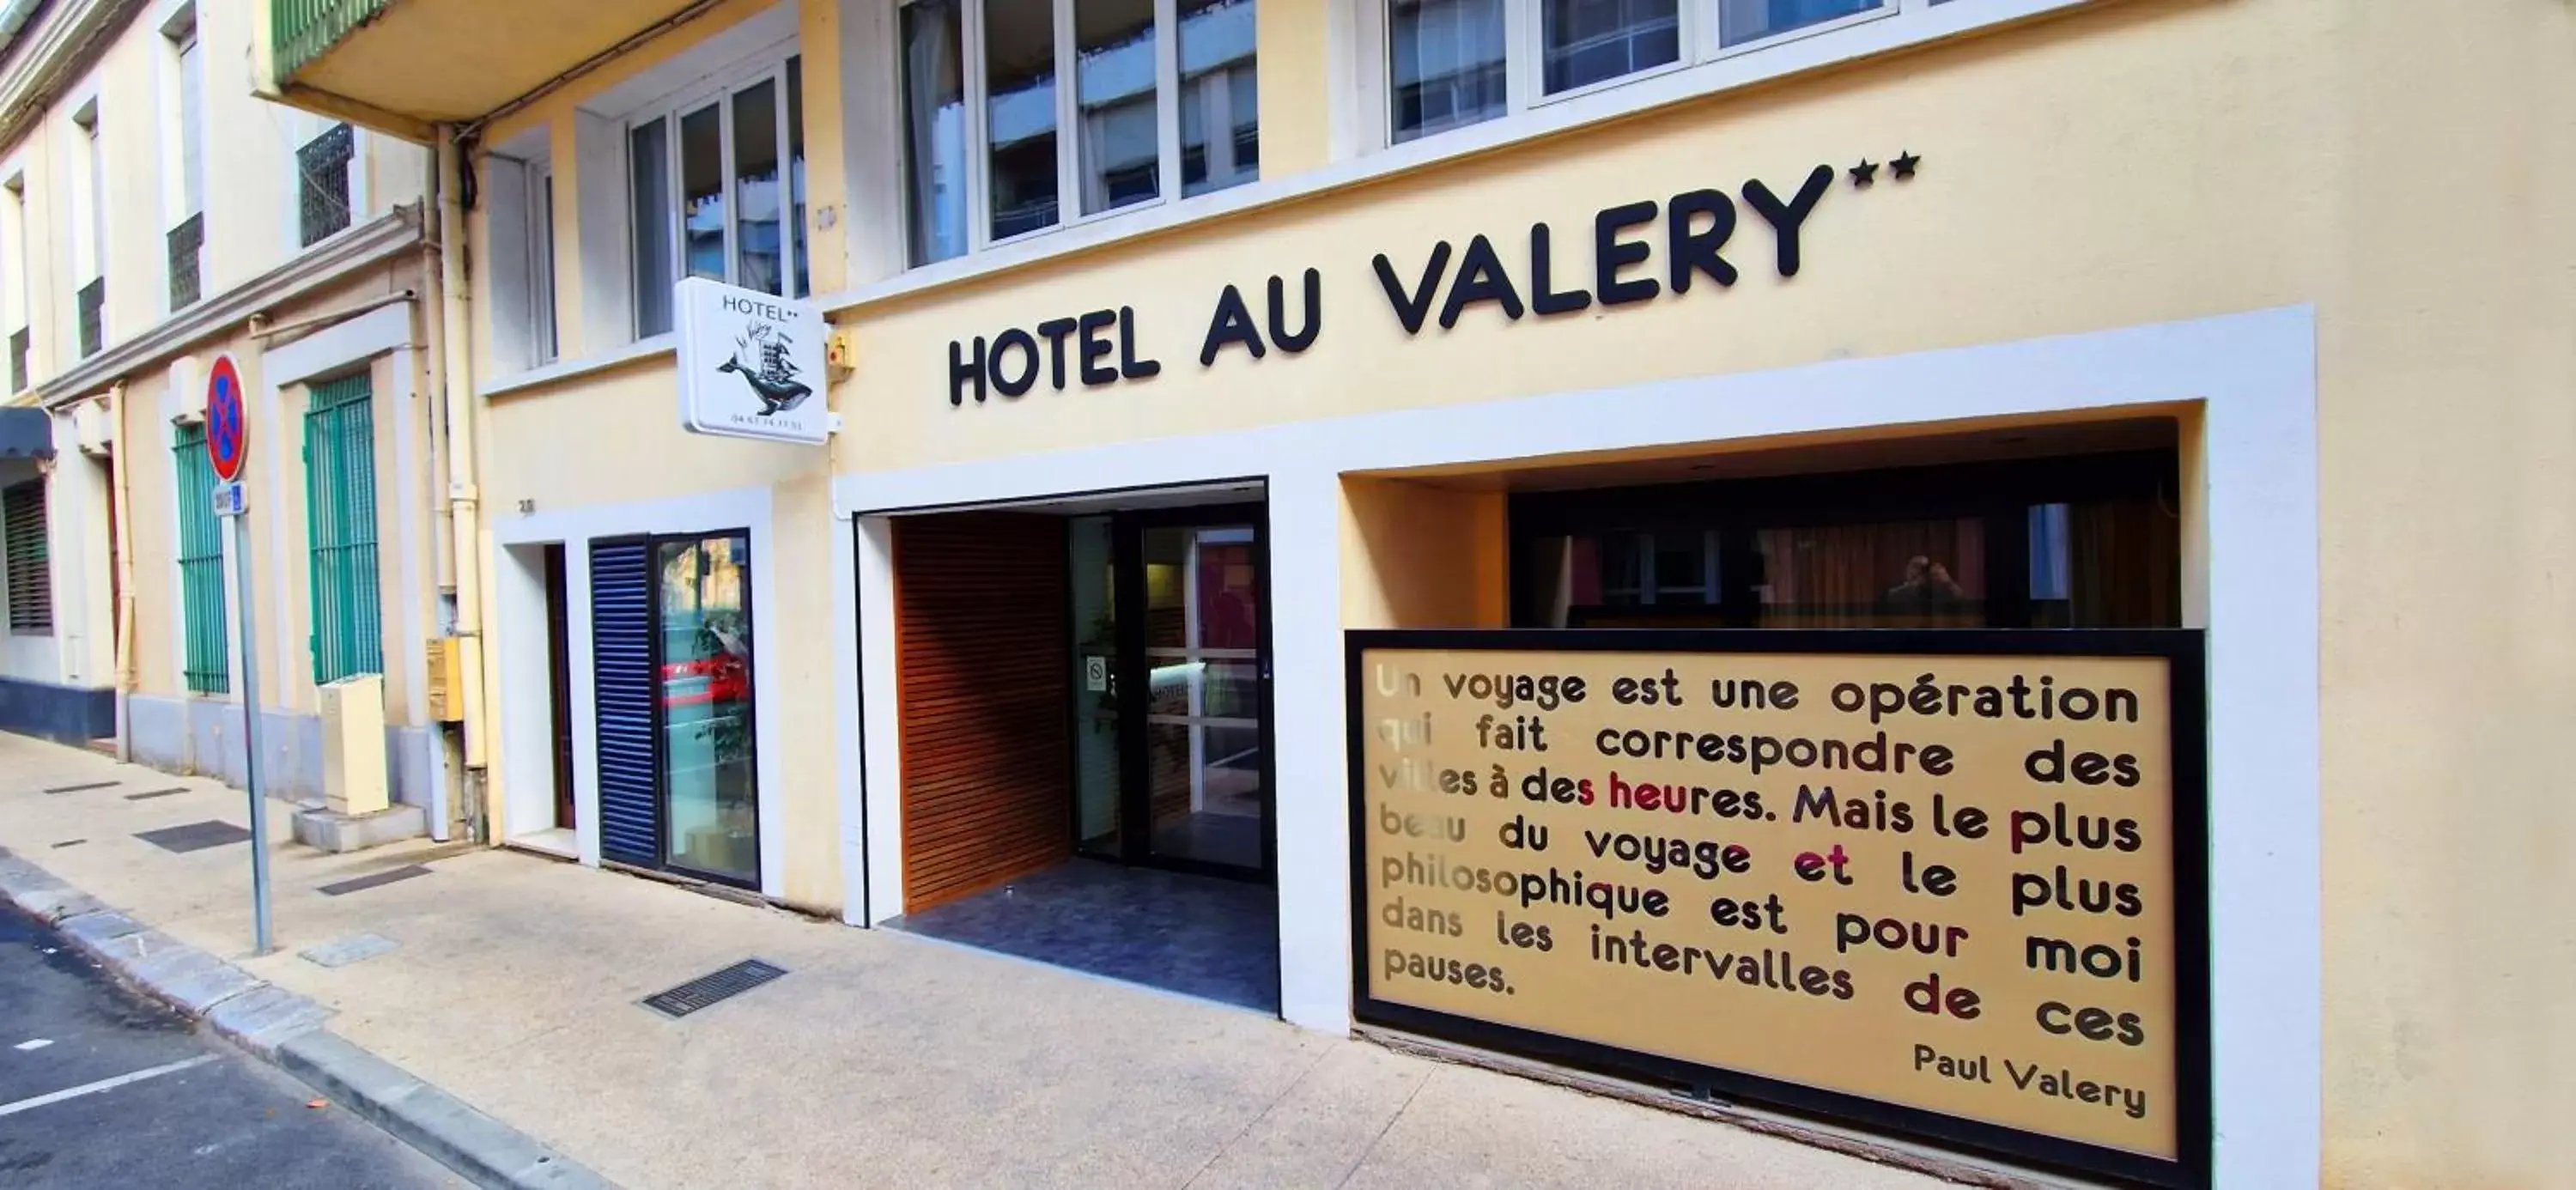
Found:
424,636 -> 464,723
318,673 -> 389,817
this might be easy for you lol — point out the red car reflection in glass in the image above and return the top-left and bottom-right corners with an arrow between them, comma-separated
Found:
661,653 -> 750,707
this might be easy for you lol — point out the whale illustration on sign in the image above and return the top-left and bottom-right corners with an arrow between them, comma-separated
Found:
718,322 -> 813,416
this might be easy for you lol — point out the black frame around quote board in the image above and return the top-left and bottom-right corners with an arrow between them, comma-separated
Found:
1342,628 -> 2211,1189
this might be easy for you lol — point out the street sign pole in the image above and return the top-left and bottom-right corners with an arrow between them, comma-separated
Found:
204,355 -> 268,956
220,490 -> 272,956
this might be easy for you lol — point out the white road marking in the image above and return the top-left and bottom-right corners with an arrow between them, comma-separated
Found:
11,1039 -> 51,1051
0,1054 -> 218,1118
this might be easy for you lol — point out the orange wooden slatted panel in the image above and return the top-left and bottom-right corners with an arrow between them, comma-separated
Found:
894,513 -> 1073,911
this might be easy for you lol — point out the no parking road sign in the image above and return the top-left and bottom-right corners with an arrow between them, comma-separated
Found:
205,354 -> 246,485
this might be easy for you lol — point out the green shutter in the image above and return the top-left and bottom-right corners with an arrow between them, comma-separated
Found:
302,373 -> 380,685
3,478 -> 47,634
173,423 -> 229,695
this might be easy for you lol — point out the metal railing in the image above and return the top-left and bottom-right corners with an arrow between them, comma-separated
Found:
272,0 -> 391,82
9,329 -> 26,394
299,123 -> 355,247
167,212 -> 204,311
76,279 -> 104,358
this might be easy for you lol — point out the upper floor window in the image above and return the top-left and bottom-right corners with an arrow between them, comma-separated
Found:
1388,0 -> 1881,143
72,99 -> 106,358
4,172 -> 28,392
629,55 -> 807,340
900,0 -> 1261,269
298,122 -> 355,246
164,6 -> 208,310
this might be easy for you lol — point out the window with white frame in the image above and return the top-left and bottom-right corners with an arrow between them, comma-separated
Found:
627,55 -> 808,340
71,98 -> 106,358
529,161 -> 558,363
898,0 -> 1260,268
163,4 -> 208,311
3,172 -> 27,392
1386,0 -> 1883,144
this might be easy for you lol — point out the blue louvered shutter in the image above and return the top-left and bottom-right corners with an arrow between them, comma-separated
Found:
591,540 -> 658,866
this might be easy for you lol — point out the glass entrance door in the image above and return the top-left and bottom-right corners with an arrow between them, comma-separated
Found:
1138,519 -> 1266,873
1065,505 -> 1273,880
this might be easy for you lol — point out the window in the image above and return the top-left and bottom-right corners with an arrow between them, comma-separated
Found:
73,100 -> 105,357
165,9 -> 207,311
173,422 -> 228,694
3,478 -> 47,634
900,0 -> 1261,267
1386,0 -> 1886,143
1512,450 -> 2181,630
303,373 -> 381,684
3,173 -> 27,392
627,57 -> 807,339
298,122 -> 354,247
529,162 -> 559,364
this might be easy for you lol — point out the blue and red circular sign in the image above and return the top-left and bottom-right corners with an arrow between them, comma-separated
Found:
205,354 -> 246,483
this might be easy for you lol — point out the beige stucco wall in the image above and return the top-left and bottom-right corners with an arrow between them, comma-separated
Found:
809,3 -> 2575,1185
456,0 -> 2573,1181
111,263 -> 434,726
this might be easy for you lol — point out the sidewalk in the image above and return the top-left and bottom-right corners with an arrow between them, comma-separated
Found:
0,733 -> 1969,1189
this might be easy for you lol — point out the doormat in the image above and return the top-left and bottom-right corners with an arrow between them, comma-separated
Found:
640,959 -> 788,1019
133,820 -> 253,853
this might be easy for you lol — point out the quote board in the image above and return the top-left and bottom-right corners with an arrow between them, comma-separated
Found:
1346,630 -> 2208,1187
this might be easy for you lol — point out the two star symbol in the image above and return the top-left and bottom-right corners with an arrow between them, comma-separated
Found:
1849,151 -> 1922,188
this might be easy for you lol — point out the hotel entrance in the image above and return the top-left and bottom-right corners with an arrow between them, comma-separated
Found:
1068,505 -> 1273,879
884,489 -> 1279,1012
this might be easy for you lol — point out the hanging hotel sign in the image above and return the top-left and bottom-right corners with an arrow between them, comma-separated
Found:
1347,629 -> 2208,1187
947,155 -> 1922,406
677,276 -> 829,444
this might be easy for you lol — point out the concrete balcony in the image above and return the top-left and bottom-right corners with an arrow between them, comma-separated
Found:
265,0 -> 687,138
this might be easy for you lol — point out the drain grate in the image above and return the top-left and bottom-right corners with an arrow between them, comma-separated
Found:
134,820 -> 253,853
44,781 -> 118,794
640,959 -> 787,1019
123,787 -> 189,801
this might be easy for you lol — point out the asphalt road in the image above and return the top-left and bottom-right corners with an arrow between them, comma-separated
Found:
0,905 -> 461,1189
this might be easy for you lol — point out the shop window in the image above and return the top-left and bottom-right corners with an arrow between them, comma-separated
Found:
173,422 -> 228,695
1385,0 -> 1887,143
3,477 -> 46,634
628,55 -> 809,339
592,531 -> 760,889
900,0 -> 1261,267
304,373 -> 382,684
1513,451 -> 2181,630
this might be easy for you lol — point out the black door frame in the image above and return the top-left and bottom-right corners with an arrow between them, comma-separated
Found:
1075,501 -> 1276,885
595,528 -> 763,892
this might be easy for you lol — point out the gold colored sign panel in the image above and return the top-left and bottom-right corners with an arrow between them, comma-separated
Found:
1348,633 -> 2206,1186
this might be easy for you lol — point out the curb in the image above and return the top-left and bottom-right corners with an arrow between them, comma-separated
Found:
0,847 -> 617,1190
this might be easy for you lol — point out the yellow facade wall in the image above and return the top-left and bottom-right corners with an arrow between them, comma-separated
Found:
1340,477 -> 1507,630
453,0 -> 2573,1180
796,3 -> 2573,1185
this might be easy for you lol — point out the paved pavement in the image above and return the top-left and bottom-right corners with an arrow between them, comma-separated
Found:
0,733 -> 1980,1189
0,902 -> 460,1189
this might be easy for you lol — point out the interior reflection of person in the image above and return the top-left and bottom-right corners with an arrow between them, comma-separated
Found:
1886,556 -> 1967,607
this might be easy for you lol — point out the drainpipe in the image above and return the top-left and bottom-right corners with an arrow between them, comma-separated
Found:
434,126 -> 489,839
106,384 -> 134,763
